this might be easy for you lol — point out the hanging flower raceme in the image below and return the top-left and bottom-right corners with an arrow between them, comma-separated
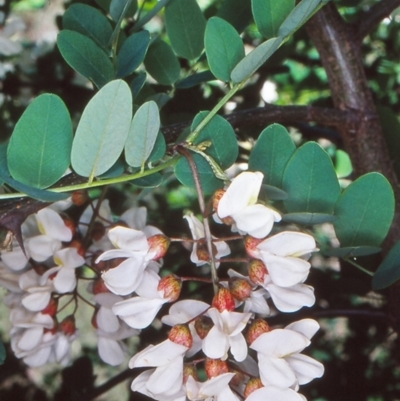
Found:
213,171 -> 281,238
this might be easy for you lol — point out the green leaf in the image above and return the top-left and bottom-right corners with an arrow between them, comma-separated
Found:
148,132 -> 166,163
262,184 -> 288,200
252,0 -> 295,38
71,80 -> 132,181
0,340 -> 5,364
131,172 -> 163,187
231,37 -> 282,84
333,173 -> 394,247
62,4 -> 113,52
205,17 -> 245,82
176,71 -> 215,89
110,0 -> 138,21
282,212 -> 336,225
278,0 -> 325,38
98,159 -> 125,178
57,30 -> 114,89
323,246 -> 381,258
372,240 -> 400,290
282,142 -> 340,213
334,149 -> 352,178
125,100 -> 160,168
116,31 -> 150,78
165,0 -> 206,60
248,124 -> 295,187
144,39 -> 180,85
217,0 -> 253,33
7,94 -> 72,189
129,72 -> 147,100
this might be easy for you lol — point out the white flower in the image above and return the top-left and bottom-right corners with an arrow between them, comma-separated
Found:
216,172 -> 281,238
245,386 -> 307,401
19,270 -> 54,312
266,283 -> 315,313
184,213 -> 230,267
256,231 -> 317,288
202,308 -> 252,362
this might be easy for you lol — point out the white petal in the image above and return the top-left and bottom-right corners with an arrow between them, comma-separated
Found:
162,300 -> 209,326
146,356 -> 183,395
54,247 -> 85,268
23,346 -> 52,367
121,206 -> 147,230
267,284 -> 315,312
184,213 -> 205,240
108,226 -> 148,251
36,208 -> 72,242
22,291 -> 51,312
202,326 -> 228,360
18,327 -> 43,351
285,319 -> 320,340
95,249 -> 137,262
200,373 -> 236,397
131,370 -> 154,394
54,267 -> 77,293
246,386 -> 305,401
229,333 -> 248,362
258,355 -> 297,388
2,245 -> 29,271
286,353 -> 324,384
97,306 -> 120,333
98,337 -> 125,366
27,236 -> 61,262
55,335 -> 70,362
257,232 -> 316,257
218,172 -> 264,218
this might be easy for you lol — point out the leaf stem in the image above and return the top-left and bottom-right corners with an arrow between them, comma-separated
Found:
345,258 -> 374,277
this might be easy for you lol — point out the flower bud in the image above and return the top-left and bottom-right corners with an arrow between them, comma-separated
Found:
62,217 -> 76,237
183,364 -> 198,383
168,324 -> 193,349
71,190 -> 89,206
212,189 -> 234,225
244,235 -> 262,258
248,259 -> 268,286
147,234 -> 170,260
92,278 -> 109,295
70,239 -> 85,257
230,368 -> 245,387
212,287 -> 235,312
246,319 -> 271,344
60,315 -> 76,336
194,315 -> 213,339
91,222 -> 106,241
204,358 -> 229,379
41,297 -> 58,317
44,318 -> 58,335
158,275 -> 182,302
33,264 -> 47,276
229,277 -> 252,301
244,377 -> 263,398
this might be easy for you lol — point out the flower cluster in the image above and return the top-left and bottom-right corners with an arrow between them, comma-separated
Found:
0,171 -> 324,400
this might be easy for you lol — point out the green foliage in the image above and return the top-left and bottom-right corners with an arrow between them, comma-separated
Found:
57,30 -> 114,88
71,79 -> 132,181
282,142 -> 341,213
0,340 -> 5,365
373,240 -> 400,290
125,100 -> 160,169
216,0 -> 253,33
252,0 -> 295,38
333,173 -> 394,247
7,94 -> 72,189
165,0 -> 206,60
109,0 -> 138,22
129,72 -> 147,100
204,17 -> 245,82
248,124 -> 296,187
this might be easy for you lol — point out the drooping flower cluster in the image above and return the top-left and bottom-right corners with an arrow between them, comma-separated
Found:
0,170 -> 324,400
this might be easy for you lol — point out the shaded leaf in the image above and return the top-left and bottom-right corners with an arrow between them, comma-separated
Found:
148,132 -> 166,163
57,30 -> 114,89
129,72 -> 147,101
71,80 -> 132,181
334,173 -> 394,247
131,173 -> 163,188
110,0 -> 138,21
323,246 -> 381,258
176,71 -> 215,89
217,0 -> 253,33
372,240 -> 400,290
8,94 -> 72,189
0,340 -> 5,364
282,212 -> 336,225
261,184 -> 288,200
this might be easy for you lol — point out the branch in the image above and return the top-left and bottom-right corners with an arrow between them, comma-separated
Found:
356,0 -> 400,41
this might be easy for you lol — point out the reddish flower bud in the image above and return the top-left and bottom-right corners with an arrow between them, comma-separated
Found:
244,377 -> 263,398
183,364 -> 198,384
70,239 -> 86,257
196,242 -> 210,262
60,315 -> 76,336
230,368 -> 245,387
158,275 -> 182,302
229,277 -> 252,301
204,358 -> 229,379
194,315 -> 213,339
212,189 -> 226,212
92,278 -> 109,294
147,234 -> 170,260
168,324 -> 193,348
62,217 -> 76,237
248,259 -> 268,286
246,319 -> 271,344
71,190 -> 89,206
41,297 -> 58,317
91,221 -> 106,241
244,235 -> 263,258
212,287 -> 236,312
33,264 -> 47,276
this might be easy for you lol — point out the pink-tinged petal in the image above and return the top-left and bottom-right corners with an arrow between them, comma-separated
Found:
18,327 -> 43,351
129,340 -> 187,368
54,267 -> 77,293
161,300 -> 209,326
202,325 -> 229,360
233,204 -> 281,238
215,239 -> 231,259
245,290 -> 270,315
286,354 -> 324,385
113,297 -> 167,329
94,293 -> 123,308
27,236 -> 61,262
229,333 -> 248,362
285,319 -> 320,340
258,355 -> 297,388
101,256 -> 147,295
134,269 -> 161,298
267,284 -> 315,313
220,310 -> 252,336
257,232 -> 316,257
95,249 -> 136,262
121,206 -> 147,230
98,337 -> 125,366
207,308 -> 224,330
218,172 -> 264,218
250,329 -> 310,357
2,245 -> 29,271
260,253 -> 310,287
147,356 -> 183,395
97,306 -> 120,333
246,386 -> 305,401
22,291 -> 51,312
54,247 -> 85,268
55,335 -> 70,362
108,226 -> 148,251
36,208 -> 72,242
200,373 -> 236,397
184,214 -> 205,240
23,346 -> 52,367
